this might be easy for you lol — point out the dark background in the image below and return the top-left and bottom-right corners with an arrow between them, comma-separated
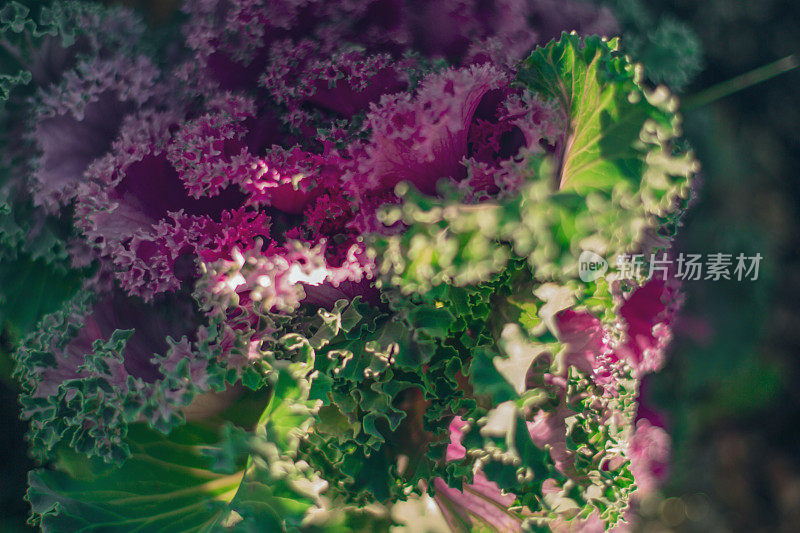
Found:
1,1 -> 799,531
636,1 -> 800,532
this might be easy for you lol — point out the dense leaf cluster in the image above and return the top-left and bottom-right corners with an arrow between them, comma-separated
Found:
0,2 -> 697,531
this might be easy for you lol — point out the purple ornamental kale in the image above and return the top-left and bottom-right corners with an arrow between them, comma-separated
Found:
12,1 -> 691,531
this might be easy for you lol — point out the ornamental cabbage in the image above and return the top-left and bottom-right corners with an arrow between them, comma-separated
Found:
0,1 -> 697,531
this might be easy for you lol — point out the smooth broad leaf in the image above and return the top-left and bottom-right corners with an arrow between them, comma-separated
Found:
518,32 -> 696,213
519,32 -> 661,192
215,363 -> 327,531
27,421 -> 245,533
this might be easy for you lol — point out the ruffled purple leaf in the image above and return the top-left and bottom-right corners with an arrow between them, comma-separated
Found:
31,56 -> 162,212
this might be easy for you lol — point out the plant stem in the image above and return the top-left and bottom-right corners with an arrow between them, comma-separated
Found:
683,54 -> 798,111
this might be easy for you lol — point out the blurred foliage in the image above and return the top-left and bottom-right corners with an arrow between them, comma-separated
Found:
626,1 -> 800,532
596,0 -> 703,91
